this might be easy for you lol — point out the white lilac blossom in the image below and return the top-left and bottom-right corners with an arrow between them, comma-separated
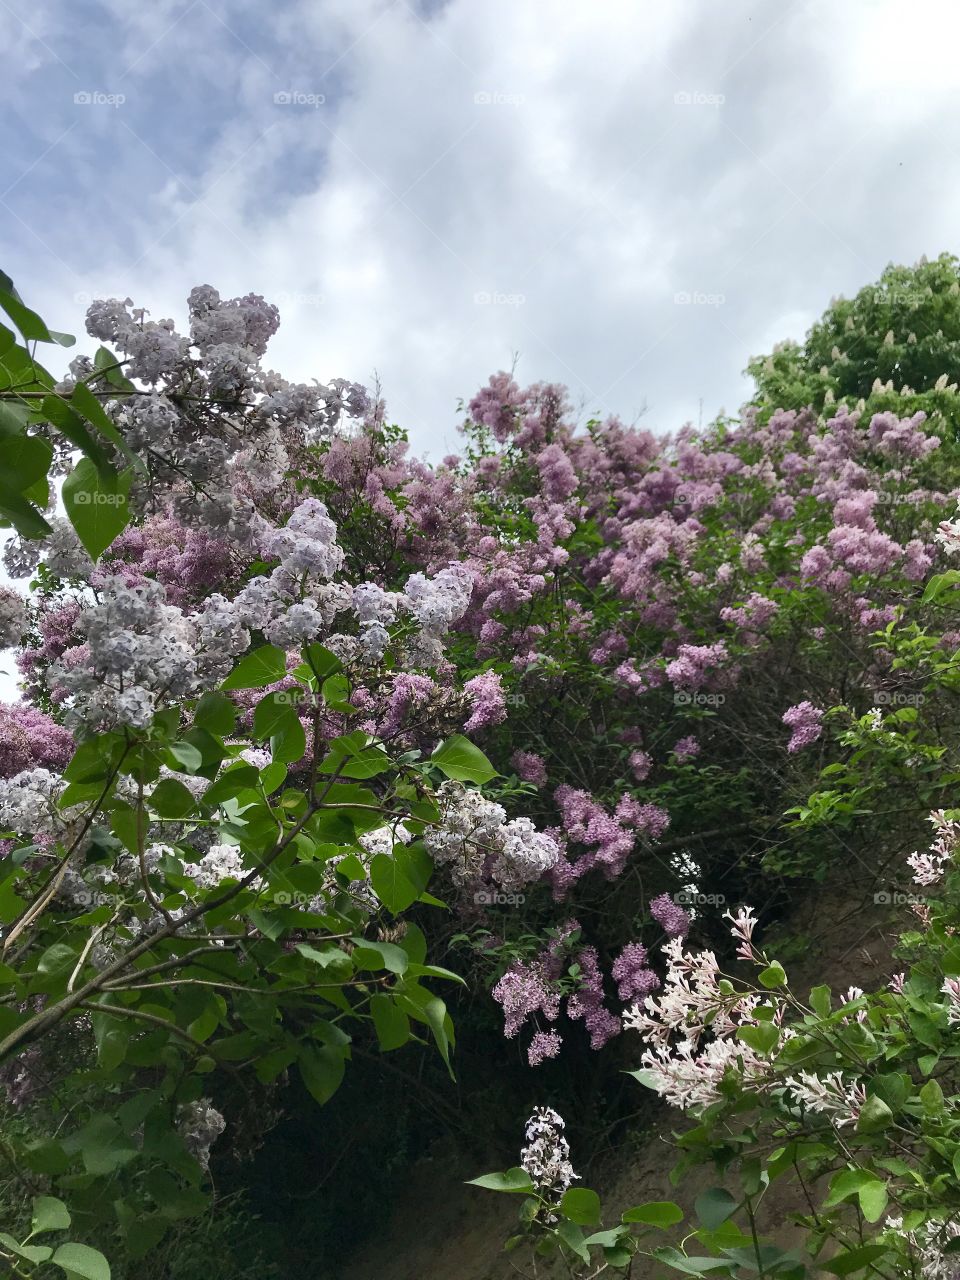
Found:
491,817 -> 562,891
0,588 -> 28,646
934,503 -> 960,556
624,915 -> 774,1110
0,768 -> 76,838
883,1217 -> 960,1280
261,499 -> 344,579
177,1098 -> 227,1169
42,518 -> 95,581
48,578 -> 250,733
403,563 -> 475,638
423,781 -> 560,890
357,823 -> 412,858
782,1071 -> 866,1128
908,810 -> 960,886
189,844 -> 246,891
519,1107 -> 578,1201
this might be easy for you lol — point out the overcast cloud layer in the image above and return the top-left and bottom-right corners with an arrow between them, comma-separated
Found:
3,0 -> 960,457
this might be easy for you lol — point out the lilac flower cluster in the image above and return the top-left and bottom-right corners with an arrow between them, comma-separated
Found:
423,781 -> 560,892
781,701 -> 824,753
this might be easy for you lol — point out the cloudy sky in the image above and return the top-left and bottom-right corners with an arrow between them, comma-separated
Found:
3,0 -> 960,458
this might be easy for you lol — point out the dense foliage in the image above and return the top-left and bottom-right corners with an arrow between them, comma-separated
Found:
0,254 -> 958,1278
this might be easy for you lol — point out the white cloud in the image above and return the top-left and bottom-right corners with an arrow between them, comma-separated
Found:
6,0 -> 960,465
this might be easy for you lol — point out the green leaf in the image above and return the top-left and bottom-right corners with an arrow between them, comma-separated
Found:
857,1179 -> 888,1224
150,778 -> 196,818
758,961 -> 787,989
298,1045 -> 346,1105
318,731 -> 391,779
0,480 -> 52,538
652,1247 -> 732,1275
270,711 -> 306,765
301,643 -> 342,682
71,382 -> 143,471
466,1168 -> 535,1193
922,569 -> 960,603
41,395 -> 111,469
556,1220 -> 590,1263
809,985 -> 831,1017
584,1228 -> 629,1249
62,457 -> 132,560
0,427 -> 52,491
350,938 -> 409,974
193,691 -> 238,736
370,852 -> 419,913
164,741 -> 203,774
823,1169 -> 881,1210
0,1234 -> 53,1264
430,734 -> 497,784
695,1187 -> 739,1230
919,1078 -> 945,1113
736,1022 -> 779,1055
90,1003 -> 129,1070
221,644 -> 287,690
621,1201 -> 684,1227
0,288 -> 57,342
559,1187 -> 602,1226
253,690 -> 300,739
51,1241 -> 112,1280
856,1095 -> 893,1135
370,994 -> 411,1051
31,1195 -> 71,1233
819,1244 -> 890,1276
